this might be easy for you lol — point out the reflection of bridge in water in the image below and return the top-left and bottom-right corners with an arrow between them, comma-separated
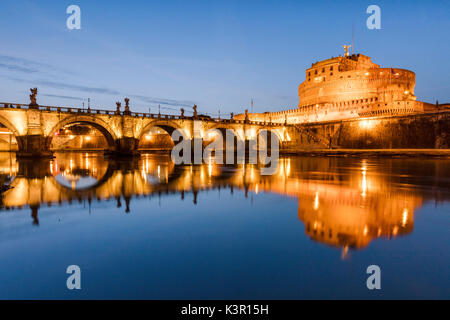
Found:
1,152 -> 449,252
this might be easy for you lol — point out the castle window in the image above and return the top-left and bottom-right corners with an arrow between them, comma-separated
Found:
330,66 -> 333,71
330,72 -> 333,76
314,70 -> 317,75
322,68 -> 325,73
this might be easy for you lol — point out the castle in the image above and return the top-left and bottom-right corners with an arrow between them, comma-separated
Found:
236,49 -> 439,124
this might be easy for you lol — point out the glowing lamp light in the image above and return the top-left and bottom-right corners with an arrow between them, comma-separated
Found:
359,120 -> 374,129
247,129 -> 256,139
207,130 -> 218,140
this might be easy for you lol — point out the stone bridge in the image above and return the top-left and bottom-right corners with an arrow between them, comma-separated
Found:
0,93 -> 294,157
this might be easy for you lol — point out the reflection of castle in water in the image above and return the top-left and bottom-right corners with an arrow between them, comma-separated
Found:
0,152 -> 449,250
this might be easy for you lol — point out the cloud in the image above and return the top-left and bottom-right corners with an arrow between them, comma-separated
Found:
7,76 -> 196,108
2,54 -> 197,109
0,54 -> 75,76
36,79 -> 121,95
41,94 -> 85,101
0,62 -> 38,73
131,94 -> 195,108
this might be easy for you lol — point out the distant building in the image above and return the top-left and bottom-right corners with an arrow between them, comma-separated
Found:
237,51 -> 438,124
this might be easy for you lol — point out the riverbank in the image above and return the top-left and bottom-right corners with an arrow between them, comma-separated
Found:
281,149 -> 450,158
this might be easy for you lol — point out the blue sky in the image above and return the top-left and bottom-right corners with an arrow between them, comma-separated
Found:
0,0 -> 449,116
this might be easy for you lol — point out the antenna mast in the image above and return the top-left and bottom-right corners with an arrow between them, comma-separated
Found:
352,24 -> 354,55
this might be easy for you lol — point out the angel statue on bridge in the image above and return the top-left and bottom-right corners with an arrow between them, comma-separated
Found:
29,88 -> 38,106
193,104 -> 198,118
124,98 -> 131,115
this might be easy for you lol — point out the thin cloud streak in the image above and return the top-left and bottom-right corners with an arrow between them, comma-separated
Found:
0,54 -> 75,76
131,94 -> 195,108
0,62 -> 38,73
40,94 -> 85,101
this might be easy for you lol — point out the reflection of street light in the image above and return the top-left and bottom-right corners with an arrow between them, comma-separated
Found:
402,208 -> 408,227
314,191 -> 319,210
361,165 -> 367,198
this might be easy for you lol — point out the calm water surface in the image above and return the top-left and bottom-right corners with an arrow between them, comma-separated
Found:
0,152 -> 448,299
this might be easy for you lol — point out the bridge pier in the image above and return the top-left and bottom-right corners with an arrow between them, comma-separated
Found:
17,157 -> 52,178
106,137 -> 140,157
16,135 -> 53,158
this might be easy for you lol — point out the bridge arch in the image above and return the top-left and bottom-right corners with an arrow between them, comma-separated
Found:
137,120 -> 190,151
138,120 -> 189,140
206,124 -> 246,144
257,128 -> 283,142
46,116 -> 118,150
0,114 -> 23,150
257,128 -> 283,150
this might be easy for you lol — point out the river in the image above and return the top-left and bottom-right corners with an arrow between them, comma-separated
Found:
0,152 -> 448,299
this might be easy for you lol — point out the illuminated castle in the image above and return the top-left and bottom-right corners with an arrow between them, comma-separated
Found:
237,48 -> 437,124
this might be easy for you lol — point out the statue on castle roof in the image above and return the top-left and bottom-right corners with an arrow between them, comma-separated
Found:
342,44 -> 352,57
115,101 -> 121,114
180,108 -> 185,117
245,109 -> 249,122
